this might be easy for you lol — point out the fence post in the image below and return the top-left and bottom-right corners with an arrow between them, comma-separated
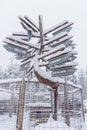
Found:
16,71 -> 26,130
64,76 -> 70,126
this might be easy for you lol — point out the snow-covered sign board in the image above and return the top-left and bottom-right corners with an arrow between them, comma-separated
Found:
49,54 -> 71,66
3,15 -> 78,82
52,67 -> 77,77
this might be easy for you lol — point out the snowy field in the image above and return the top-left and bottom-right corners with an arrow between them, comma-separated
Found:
0,113 -> 87,130
0,88 -> 87,130
0,114 -> 16,130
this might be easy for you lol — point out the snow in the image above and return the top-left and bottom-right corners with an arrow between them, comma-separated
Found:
59,79 -> 82,89
81,113 -> 87,130
46,46 -> 72,61
6,35 -> 39,49
35,115 -> 77,130
33,55 -> 81,90
0,78 -> 22,84
19,16 -> 39,32
27,102 -> 51,107
39,44 -> 65,59
50,61 -> 78,70
0,114 -> 16,130
0,89 -> 11,101
13,31 -> 40,38
0,76 -> 82,90
51,35 -> 73,47
58,88 -> 80,95
0,112 -> 87,130
25,15 -> 39,31
29,76 -> 39,82
52,22 -> 73,35
34,55 -> 59,85
21,53 -> 35,66
3,39 -> 28,50
43,32 -> 67,46
0,88 -> 18,101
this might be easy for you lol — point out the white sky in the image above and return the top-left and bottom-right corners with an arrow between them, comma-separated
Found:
0,0 -> 87,68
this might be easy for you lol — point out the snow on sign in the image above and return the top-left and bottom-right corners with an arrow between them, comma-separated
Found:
52,67 -> 77,77
3,15 -> 77,84
49,53 -> 71,66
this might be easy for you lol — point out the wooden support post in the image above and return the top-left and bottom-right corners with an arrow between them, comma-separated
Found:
81,89 -> 85,122
39,15 -> 44,55
53,87 -> 58,120
64,77 -> 70,126
72,93 -> 75,117
16,71 -> 26,130
80,79 -> 85,122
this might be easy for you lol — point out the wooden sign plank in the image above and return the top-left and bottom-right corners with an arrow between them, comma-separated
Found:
46,46 -> 72,61
39,44 -> 65,59
25,16 -> 39,32
15,54 -> 26,60
50,62 -> 78,71
6,36 -> 39,50
50,35 -> 73,47
19,16 -> 38,32
44,20 -> 68,35
43,32 -> 67,46
52,67 -> 77,77
49,54 -> 71,66
52,22 -> 73,36
3,39 -> 28,50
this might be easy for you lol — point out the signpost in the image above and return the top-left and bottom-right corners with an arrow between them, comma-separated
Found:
3,15 -> 78,124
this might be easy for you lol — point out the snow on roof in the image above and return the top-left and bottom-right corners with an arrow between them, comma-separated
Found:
59,78 -> 82,89
0,78 -> 22,85
0,76 -> 82,90
58,88 -> 80,95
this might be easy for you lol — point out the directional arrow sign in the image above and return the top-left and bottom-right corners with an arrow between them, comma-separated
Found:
51,35 -> 73,47
43,32 -> 68,46
53,26 -> 73,36
51,40 -> 73,48
52,67 -> 77,77
68,55 -> 77,61
47,46 -> 72,61
3,43 -> 27,55
49,53 -> 71,67
15,55 -> 26,60
50,61 -> 78,70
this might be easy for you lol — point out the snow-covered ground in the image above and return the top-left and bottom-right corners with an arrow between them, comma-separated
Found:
0,113 -> 87,130
0,88 -> 87,130
0,114 -> 17,130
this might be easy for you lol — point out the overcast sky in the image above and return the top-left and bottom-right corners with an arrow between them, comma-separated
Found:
0,0 -> 87,69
